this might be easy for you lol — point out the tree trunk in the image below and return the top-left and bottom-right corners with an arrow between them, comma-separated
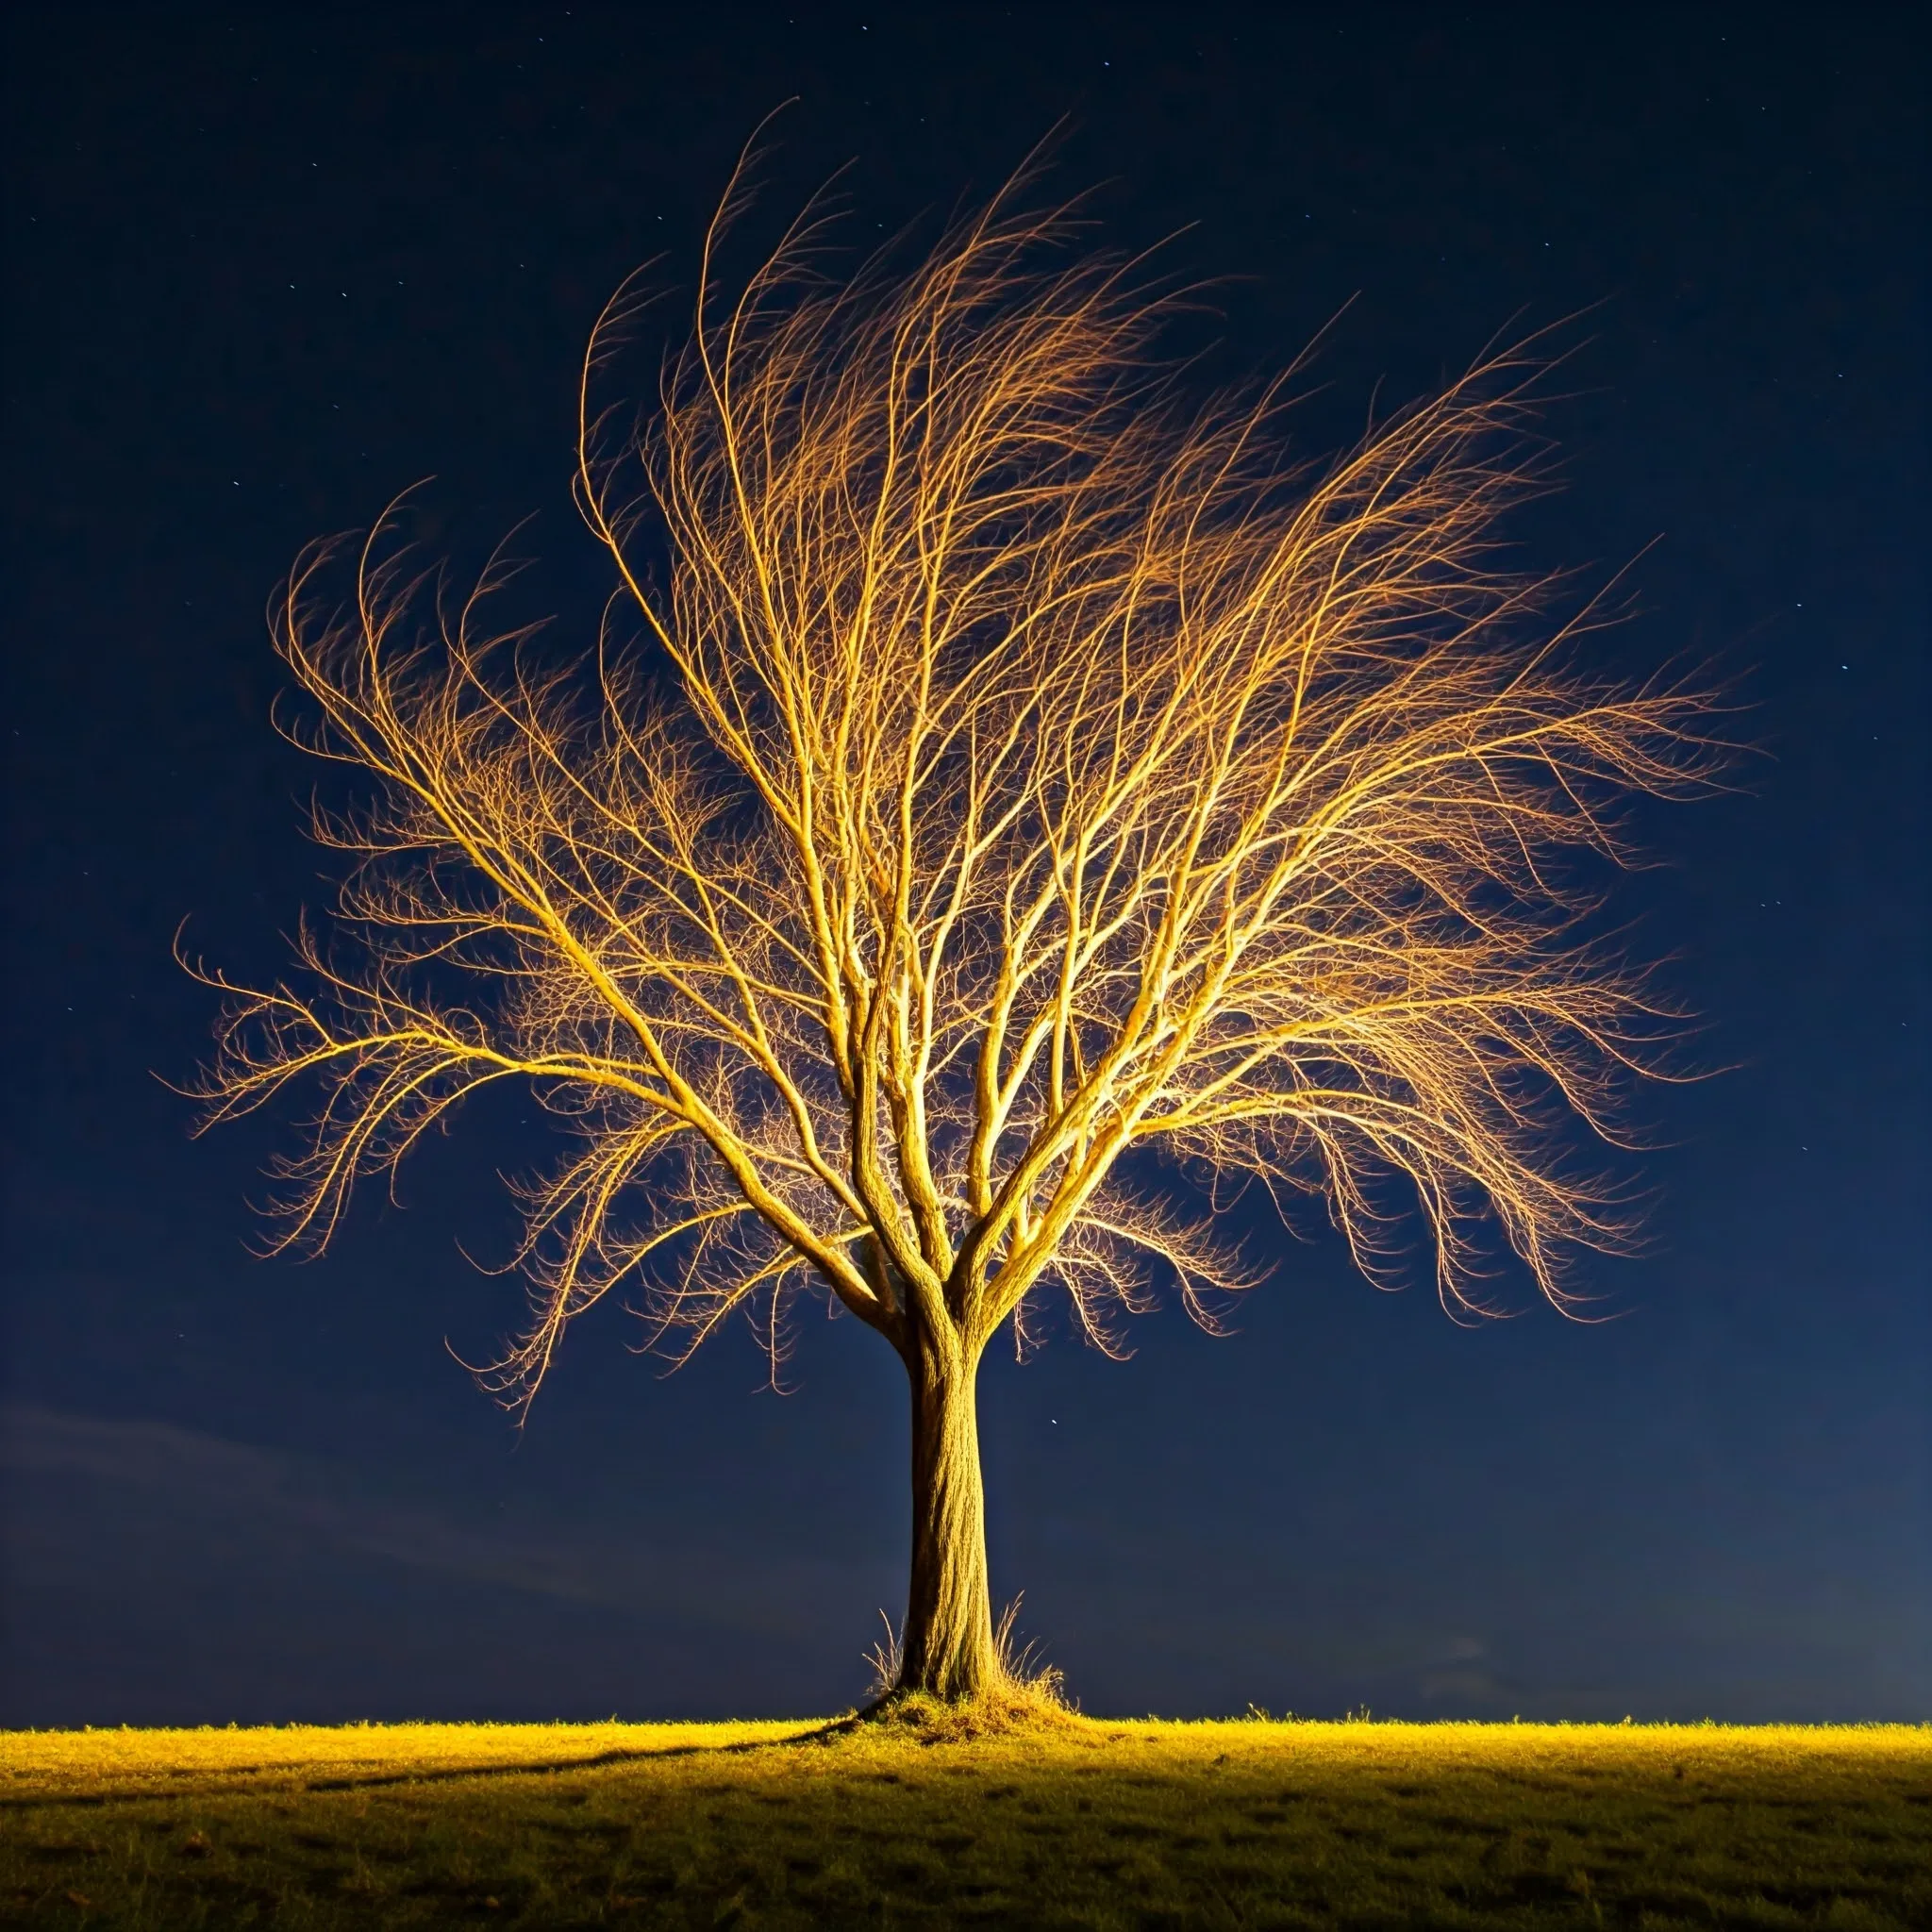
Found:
897,1332 -> 998,1700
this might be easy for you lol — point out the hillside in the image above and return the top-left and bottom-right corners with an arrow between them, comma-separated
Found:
5,1717 -> 1926,1926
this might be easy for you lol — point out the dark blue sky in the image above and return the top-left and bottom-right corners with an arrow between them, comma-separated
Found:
3,6 -> 1924,1726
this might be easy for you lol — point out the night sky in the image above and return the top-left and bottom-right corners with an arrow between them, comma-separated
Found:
3,8 -> 1924,1728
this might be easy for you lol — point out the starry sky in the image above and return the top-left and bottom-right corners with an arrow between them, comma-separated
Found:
3,8 -> 1924,1726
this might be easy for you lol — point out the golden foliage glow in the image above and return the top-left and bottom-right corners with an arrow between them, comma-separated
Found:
190,156 -> 1720,1404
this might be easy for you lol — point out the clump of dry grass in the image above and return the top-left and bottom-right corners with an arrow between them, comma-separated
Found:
844,1678 -> 1083,1745
849,1595 -> 1077,1740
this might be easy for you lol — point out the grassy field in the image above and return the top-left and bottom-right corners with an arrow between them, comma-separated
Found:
3,1714 -> 1925,1928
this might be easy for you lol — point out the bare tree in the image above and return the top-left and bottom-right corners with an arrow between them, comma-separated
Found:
192,157 -> 1717,1704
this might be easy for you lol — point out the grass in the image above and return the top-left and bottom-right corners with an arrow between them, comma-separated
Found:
2,1714 -> 1925,1927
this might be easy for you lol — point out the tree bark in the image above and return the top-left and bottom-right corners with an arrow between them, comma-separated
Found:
896,1330 -> 998,1700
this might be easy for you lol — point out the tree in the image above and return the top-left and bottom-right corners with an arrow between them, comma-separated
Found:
192,158 -> 1716,1705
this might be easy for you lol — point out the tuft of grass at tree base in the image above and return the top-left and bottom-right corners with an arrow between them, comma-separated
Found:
4,1716 -> 1925,1927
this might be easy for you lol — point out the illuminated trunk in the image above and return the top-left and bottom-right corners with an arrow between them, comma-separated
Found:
897,1331 -> 998,1700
